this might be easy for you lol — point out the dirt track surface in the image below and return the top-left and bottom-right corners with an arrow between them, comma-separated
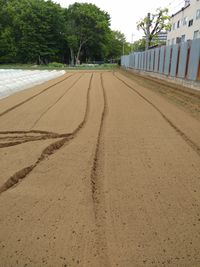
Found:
0,71 -> 200,267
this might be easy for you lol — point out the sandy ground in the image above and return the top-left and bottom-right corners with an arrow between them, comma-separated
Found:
0,71 -> 200,267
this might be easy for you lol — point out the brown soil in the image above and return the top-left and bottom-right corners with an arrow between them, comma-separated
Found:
119,69 -> 200,121
0,71 -> 200,266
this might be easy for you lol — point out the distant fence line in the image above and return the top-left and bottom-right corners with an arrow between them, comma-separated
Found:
121,38 -> 200,82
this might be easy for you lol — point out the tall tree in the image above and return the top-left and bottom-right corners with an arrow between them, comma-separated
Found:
0,0 -> 66,63
0,0 -> 129,64
131,39 -> 146,52
107,31 -> 130,60
0,0 -> 17,62
137,8 -> 170,49
64,2 -> 111,65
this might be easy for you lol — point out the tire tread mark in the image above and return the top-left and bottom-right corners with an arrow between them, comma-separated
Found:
114,72 -> 200,157
0,73 -> 75,118
0,73 -> 84,147
0,130 -> 58,135
90,73 -> 110,266
0,74 -> 93,194
120,69 -> 200,99
90,74 -> 106,197
0,133 -> 70,148
30,74 -> 83,129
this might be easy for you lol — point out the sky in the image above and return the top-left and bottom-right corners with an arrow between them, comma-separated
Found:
53,0 -> 186,42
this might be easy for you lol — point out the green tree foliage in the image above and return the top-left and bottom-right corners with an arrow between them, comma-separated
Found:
107,31 -> 130,60
131,39 -> 146,52
0,0 -> 17,62
64,2 -> 111,65
137,8 -> 170,47
0,0 -> 128,64
0,0 -> 66,63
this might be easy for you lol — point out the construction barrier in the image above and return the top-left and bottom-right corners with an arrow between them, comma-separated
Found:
121,38 -> 200,81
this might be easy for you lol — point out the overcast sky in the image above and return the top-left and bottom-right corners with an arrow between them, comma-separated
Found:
53,0 -> 185,42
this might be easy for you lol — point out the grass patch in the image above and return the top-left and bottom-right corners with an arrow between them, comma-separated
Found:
0,63 -> 118,70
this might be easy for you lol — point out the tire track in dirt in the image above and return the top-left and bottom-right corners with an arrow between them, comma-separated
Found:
0,134 -> 70,148
90,73 -> 110,266
120,69 -> 200,100
0,74 -> 84,148
0,130 -> 64,148
0,74 -> 93,194
113,72 -> 200,157
30,74 -> 83,130
0,73 -> 74,118
0,130 -> 58,135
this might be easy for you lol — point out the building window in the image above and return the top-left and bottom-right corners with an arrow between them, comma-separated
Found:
188,19 -> 193,27
181,35 -> 186,42
177,20 -> 180,28
172,23 -> 176,30
196,9 -> 200,19
193,30 -> 199,39
182,17 -> 188,25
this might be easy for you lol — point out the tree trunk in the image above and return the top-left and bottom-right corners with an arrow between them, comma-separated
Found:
70,48 -> 75,66
76,43 -> 82,65
75,39 -> 88,65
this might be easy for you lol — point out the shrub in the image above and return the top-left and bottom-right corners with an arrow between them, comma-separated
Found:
48,62 -> 65,68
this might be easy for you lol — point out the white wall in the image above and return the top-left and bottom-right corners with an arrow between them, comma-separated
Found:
167,0 -> 200,44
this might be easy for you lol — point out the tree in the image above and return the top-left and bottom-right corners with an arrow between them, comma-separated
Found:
132,39 -> 146,52
0,0 -> 129,64
0,0 -> 66,64
107,31 -> 125,60
137,8 -> 171,49
64,2 -> 111,65
0,0 -> 17,62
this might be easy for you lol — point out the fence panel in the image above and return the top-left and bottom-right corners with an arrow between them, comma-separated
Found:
142,52 -> 145,70
135,53 -> 139,69
147,51 -> 151,71
154,48 -> 160,72
177,42 -> 189,78
139,53 -> 142,70
164,45 -> 171,75
129,54 -> 134,68
144,52 -> 147,70
150,49 -> 155,71
170,44 -> 179,77
159,46 -> 165,74
187,38 -> 200,81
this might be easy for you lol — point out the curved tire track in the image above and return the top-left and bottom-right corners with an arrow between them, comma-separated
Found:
0,130 -> 59,135
113,72 -> 200,157
30,74 -> 83,129
0,130 -> 63,148
120,69 -> 200,100
0,133 -> 70,148
0,74 -> 93,194
0,73 -> 75,118
90,73 -> 110,266
0,75 -> 84,148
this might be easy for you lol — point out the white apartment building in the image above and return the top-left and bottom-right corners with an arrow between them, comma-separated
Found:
167,0 -> 200,45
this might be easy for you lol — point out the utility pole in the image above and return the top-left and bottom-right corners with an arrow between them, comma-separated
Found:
131,33 -> 134,52
145,13 -> 151,51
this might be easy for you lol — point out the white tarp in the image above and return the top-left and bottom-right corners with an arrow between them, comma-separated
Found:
0,69 -> 65,99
